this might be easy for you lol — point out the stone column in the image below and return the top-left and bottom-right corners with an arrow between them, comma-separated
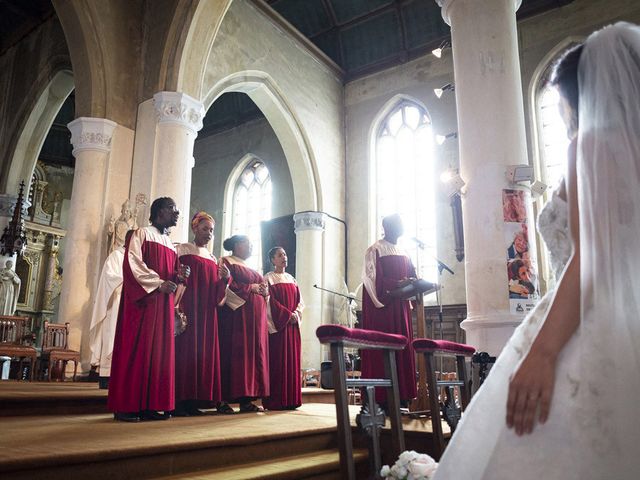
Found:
58,117 -> 117,371
294,211 -> 326,369
437,0 -> 533,355
152,92 -> 205,242
0,194 -> 19,268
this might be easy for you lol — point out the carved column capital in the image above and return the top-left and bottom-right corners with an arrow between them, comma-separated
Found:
436,0 -> 521,25
153,91 -> 205,134
293,211 -> 327,233
67,117 -> 117,155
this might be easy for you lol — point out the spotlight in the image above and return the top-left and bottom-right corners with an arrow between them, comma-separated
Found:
441,169 -> 466,197
432,40 -> 450,59
505,165 -> 535,183
434,83 -> 455,99
435,132 -> 458,145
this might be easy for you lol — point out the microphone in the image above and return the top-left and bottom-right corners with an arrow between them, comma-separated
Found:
411,237 -> 425,249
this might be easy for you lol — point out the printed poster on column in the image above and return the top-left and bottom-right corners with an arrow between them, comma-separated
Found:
503,189 -> 540,314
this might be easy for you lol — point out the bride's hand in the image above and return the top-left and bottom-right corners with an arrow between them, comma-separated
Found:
506,348 -> 557,435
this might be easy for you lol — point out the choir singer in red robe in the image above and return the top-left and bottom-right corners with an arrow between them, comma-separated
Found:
361,213 -> 417,406
218,235 -> 269,413
108,197 -> 190,422
263,247 -> 303,410
173,212 -> 230,416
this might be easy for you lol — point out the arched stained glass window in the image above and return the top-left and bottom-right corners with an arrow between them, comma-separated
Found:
231,159 -> 272,271
533,41 -> 580,290
375,101 -> 438,282
537,86 -> 571,190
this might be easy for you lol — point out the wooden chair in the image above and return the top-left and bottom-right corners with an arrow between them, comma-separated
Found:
316,324 -> 406,480
412,338 -> 476,457
301,368 -> 321,387
0,315 -> 37,380
39,321 -> 80,381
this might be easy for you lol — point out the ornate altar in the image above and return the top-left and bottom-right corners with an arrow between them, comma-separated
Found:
14,164 -> 68,345
14,222 -> 65,345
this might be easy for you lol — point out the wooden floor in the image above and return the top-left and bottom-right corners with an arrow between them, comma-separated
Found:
0,381 -> 446,479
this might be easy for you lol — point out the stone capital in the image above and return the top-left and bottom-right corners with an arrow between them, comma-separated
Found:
67,117 -> 117,155
153,91 -> 205,134
293,211 -> 326,233
436,0 -> 521,25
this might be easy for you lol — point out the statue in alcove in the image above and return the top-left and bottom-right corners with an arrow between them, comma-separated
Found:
108,200 -> 135,255
0,260 -> 21,315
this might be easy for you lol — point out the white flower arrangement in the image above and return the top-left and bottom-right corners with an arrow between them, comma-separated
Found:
380,450 -> 438,480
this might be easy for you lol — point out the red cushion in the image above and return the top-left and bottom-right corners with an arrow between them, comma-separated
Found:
316,325 -> 407,350
412,338 -> 476,356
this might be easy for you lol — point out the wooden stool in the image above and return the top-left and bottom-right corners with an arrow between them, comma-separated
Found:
412,338 -> 476,457
316,324 -> 407,480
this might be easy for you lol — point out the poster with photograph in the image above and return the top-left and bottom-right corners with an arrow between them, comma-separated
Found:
503,189 -> 539,314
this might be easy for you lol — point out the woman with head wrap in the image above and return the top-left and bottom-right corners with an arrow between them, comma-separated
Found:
173,212 -> 230,416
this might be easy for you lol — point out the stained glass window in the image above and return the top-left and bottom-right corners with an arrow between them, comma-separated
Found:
231,160 -> 272,271
375,102 -> 438,282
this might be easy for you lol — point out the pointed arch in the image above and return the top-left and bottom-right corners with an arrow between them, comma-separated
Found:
528,36 -> 583,191
367,94 -> 432,242
369,95 -> 438,281
204,71 -> 320,213
4,70 -> 74,195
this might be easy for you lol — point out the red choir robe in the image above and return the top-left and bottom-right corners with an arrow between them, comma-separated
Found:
361,239 -> 418,403
218,256 -> 269,400
108,226 -> 178,413
175,243 -> 228,405
262,271 -> 303,410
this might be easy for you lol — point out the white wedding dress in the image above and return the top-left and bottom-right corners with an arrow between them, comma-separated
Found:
434,22 -> 640,480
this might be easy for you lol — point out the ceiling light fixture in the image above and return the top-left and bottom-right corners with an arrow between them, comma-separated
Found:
434,83 -> 455,99
432,40 -> 451,59
435,132 -> 458,145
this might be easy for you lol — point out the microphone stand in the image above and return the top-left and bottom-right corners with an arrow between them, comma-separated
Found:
435,258 -> 454,374
313,284 -> 357,306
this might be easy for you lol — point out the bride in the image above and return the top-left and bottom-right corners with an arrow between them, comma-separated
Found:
434,22 -> 640,479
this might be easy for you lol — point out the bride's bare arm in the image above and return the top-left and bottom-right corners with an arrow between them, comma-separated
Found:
506,139 -> 580,435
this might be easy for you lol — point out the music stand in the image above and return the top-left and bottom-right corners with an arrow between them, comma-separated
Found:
389,279 -> 439,417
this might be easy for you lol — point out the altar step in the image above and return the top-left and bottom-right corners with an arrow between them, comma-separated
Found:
0,403 -> 371,480
154,448 -> 369,480
0,381 -> 334,416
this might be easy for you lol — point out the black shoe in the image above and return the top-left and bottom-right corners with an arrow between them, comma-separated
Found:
114,412 -> 141,422
141,410 -> 170,421
170,408 -> 190,417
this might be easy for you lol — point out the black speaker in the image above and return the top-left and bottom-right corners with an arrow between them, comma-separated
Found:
320,361 -> 333,389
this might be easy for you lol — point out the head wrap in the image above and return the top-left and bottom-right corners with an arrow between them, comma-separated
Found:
191,211 -> 215,232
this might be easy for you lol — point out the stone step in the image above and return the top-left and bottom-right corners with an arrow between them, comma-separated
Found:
151,448 -> 369,480
0,404 -> 369,480
0,382 -> 335,416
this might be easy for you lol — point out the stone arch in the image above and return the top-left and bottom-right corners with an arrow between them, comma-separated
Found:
171,0 -> 235,98
367,94 -> 432,242
4,70 -> 75,195
203,72 -> 321,213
